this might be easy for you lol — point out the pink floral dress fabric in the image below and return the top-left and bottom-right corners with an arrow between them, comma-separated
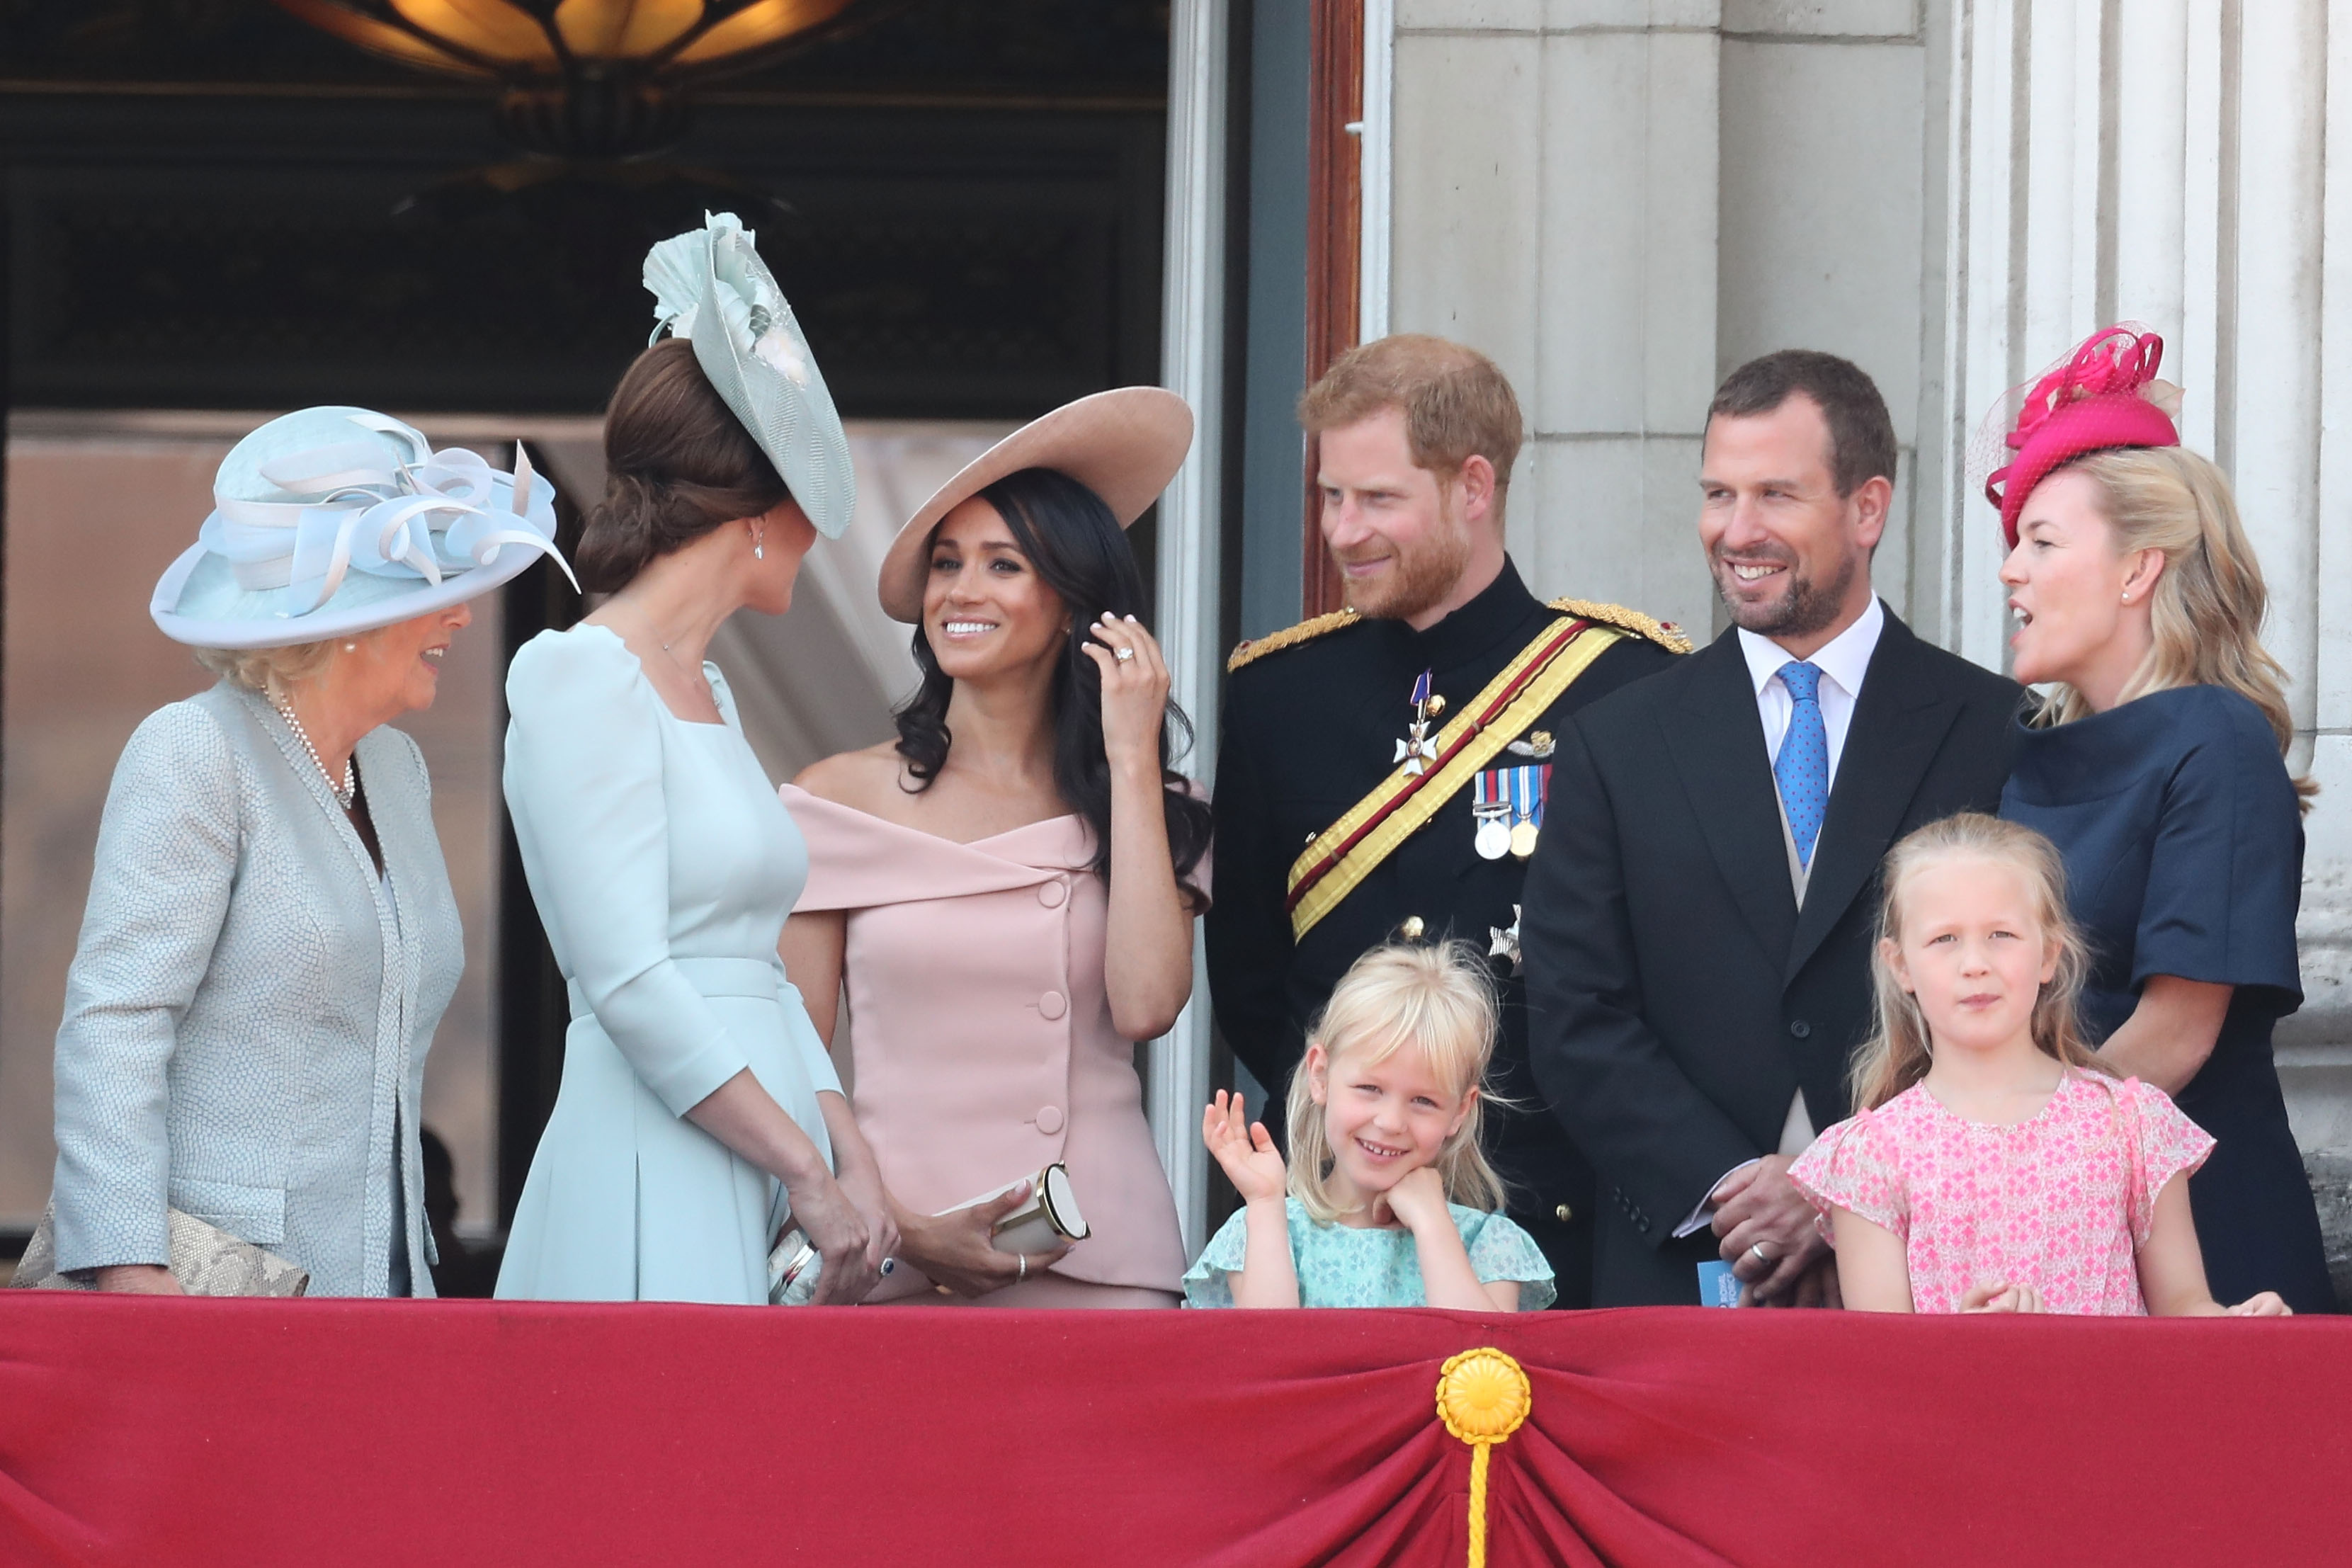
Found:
1788,1070 -> 2213,1315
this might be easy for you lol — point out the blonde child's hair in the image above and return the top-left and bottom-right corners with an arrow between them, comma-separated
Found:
2043,447 -> 2313,807
1285,941 -> 1509,1222
1848,813 -> 2113,1111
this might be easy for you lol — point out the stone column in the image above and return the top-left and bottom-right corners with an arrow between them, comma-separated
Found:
1932,0 -> 2352,1285
1386,0 -> 1723,635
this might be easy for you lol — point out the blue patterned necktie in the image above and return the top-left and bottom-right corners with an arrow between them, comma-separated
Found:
1774,661 -> 1829,869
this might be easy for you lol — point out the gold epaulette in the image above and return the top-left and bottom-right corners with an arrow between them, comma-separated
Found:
1548,598 -> 1694,655
1226,609 -> 1361,672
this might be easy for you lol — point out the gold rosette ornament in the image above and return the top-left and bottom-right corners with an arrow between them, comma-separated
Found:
1436,1348 -> 1532,1568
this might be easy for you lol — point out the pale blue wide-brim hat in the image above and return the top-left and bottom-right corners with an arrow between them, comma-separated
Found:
642,211 -> 856,539
151,407 -> 577,650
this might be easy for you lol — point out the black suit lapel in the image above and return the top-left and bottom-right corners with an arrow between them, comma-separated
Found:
1785,613 -> 1967,981
1659,635 -> 1798,967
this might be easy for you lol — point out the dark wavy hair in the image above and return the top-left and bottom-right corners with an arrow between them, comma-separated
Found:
579,338 -> 790,593
893,467 -> 1212,909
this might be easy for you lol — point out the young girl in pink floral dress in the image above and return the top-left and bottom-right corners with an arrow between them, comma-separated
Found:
1790,814 -> 2290,1317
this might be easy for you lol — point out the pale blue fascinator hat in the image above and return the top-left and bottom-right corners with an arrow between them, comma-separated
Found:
150,407 -> 578,650
642,211 -> 856,539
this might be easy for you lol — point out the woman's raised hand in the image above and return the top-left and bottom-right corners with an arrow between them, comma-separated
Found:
1202,1090 -> 1288,1205
1081,613 -> 1171,771
2225,1291 -> 2293,1317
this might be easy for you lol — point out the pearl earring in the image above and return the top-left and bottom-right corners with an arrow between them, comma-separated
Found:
2121,593 -> 2131,603
343,641 -> 358,652
751,521 -> 765,561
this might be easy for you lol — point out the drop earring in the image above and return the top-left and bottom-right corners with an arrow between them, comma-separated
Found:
751,521 -> 766,561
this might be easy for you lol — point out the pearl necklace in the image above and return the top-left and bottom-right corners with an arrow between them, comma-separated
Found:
269,693 -> 356,809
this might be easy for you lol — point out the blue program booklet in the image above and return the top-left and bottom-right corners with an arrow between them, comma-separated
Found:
1697,1260 -> 1744,1307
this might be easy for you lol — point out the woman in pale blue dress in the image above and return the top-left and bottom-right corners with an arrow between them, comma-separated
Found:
496,215 -> 897,1304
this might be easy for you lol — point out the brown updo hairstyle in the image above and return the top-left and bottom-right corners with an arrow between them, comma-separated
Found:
579,337 -> 791,592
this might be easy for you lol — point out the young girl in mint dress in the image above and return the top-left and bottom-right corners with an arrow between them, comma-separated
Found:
1790,814 -> 2290,1317
1185,942 -> 1552,1310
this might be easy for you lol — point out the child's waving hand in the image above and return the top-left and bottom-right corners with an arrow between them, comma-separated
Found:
1203,1090 -> 1288,1203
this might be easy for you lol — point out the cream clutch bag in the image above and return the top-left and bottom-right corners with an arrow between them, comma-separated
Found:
10,1203 -> 310,1297
943,1161 -> 1092,1255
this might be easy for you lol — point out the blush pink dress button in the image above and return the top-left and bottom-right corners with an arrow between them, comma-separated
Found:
1038,880 -> 1067,908
1035,1105 -> 1066,1135
1039,990 -> 1068,1021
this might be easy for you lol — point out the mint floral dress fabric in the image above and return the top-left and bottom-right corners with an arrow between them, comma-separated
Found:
1183,1198 -> 1556,1309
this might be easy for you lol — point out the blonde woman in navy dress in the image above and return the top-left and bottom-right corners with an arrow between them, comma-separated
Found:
1989,326 -> 2332,1312
496,216 -> 896,1305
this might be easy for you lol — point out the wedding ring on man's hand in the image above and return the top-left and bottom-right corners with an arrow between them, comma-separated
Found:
1114,646 -> 1135,663
1749,1243 -> 1772,1266
1017,1254 -> 1028,1280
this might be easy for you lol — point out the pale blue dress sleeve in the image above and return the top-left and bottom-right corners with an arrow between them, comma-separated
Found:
1458,1208 -> 1557,1310
505,634 -> 751,1115
1180,1207 -> 1251,1307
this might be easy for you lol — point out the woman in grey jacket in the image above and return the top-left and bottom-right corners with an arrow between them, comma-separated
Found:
47,407 -> 571,1297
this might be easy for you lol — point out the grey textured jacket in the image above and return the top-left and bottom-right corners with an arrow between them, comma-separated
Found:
50,681 -> 463,1296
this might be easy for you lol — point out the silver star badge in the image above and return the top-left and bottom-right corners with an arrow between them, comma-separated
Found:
1489,904 -> 1523,975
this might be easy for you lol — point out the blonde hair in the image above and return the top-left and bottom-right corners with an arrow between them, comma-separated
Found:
1849,814 -> 2112,1112
1285,941 -> 1509,1222
2045,446 -> 2313,805
193,639 -> 341,697
1297,334 -> 1523,514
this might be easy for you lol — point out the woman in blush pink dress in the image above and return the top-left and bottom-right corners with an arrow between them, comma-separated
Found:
779,390 -> 1210,1307
1788,814 -> 2289,1317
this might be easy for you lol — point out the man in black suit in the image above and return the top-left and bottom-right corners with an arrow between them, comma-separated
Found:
1523,351 -> 2023,1307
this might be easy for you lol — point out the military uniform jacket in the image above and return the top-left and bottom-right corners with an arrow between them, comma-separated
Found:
1205,559 -> 1682,1307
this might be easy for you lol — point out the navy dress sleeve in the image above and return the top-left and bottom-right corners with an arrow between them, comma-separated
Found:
2133,692 -> 2302,1016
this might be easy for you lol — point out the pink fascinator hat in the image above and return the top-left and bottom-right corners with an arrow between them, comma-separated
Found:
1982,324 -> 2183,548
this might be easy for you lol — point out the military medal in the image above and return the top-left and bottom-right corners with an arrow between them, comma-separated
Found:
1506,764 -> 1549,859
1489,904 -> 1523,975
1393,669 -> 1440,776
1471,771 -> 1512,860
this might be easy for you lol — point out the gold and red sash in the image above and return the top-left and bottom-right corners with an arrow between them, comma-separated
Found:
1283,617 -> 1623,941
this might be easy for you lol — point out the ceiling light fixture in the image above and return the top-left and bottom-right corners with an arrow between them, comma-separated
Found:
273,0 -> 862,157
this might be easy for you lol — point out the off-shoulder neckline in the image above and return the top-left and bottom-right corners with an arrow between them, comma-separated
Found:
561,623 -> 729,728
778,780 -> 1081,849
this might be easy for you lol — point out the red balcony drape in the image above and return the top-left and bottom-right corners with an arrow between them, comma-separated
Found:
2,1294 -> 2344,1566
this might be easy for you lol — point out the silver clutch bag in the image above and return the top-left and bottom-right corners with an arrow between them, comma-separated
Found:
10,1203 -> 310,1297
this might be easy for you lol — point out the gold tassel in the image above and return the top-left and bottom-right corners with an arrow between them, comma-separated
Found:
1436,1347 -> 1532,1568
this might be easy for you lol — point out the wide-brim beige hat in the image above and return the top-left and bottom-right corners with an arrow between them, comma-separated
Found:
877,387 -> 1194,623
